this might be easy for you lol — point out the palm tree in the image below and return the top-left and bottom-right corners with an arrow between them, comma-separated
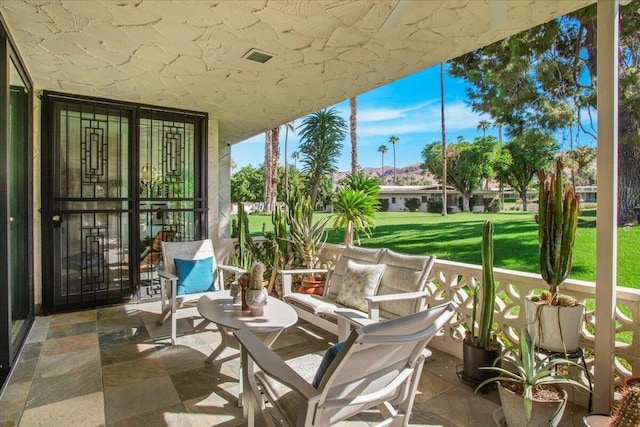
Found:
477,120 -> 491,137
350,97 -> 358,174
264,128 -> 279,212
332,172 -> 379,245
282,120 -> 295,198
297,108 -> 347,208
377,144 -> 388,177
493,120 -> 504,144
440,62 -> 447,216
291,150 -> 299,168
388,135 -> 399,185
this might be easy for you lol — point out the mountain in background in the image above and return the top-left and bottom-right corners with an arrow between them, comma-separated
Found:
334,163 -> 437,186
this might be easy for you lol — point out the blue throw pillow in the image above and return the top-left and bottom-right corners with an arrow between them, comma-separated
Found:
312,342 -> 344,388
174,257 -> 215,295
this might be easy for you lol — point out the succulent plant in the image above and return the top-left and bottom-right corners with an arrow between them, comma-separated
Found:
537,157 -> 580,303
611,385 -> 640,427
468,220 -> 497,349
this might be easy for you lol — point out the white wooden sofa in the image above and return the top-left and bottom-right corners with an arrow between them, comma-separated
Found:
279,245 -> 436,341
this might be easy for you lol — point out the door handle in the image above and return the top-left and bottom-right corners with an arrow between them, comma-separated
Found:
52,214 -> 63,228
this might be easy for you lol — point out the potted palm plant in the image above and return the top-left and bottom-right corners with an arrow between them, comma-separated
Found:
478,328 -> 591,427
525,157 -> 583,353
462,220 -> 501,384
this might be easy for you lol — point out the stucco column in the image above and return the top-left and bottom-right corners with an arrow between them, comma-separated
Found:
217,142 -> 231,238
207,119 -> 220,239
594,0 -> 619,413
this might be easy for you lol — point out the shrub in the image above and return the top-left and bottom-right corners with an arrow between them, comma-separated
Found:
485,198 -> 500,213
427,199 -> 443,213
378,198 -> 389,212
405,198 -> 421,212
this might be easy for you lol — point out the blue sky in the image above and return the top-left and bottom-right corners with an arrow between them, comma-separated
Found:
232,64 -> 596,172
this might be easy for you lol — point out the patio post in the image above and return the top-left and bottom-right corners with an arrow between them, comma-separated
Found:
594,0 -> 619,414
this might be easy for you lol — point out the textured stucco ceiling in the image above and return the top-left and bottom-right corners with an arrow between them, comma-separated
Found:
0,0 -> 594,144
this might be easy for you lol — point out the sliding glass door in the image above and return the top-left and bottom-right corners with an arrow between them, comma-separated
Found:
0,28 -> 34,387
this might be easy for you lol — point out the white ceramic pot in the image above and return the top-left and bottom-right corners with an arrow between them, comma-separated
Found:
498,382 -> 567,427
525,297 -> 585,352
582,414 -> 611,427
246,288 -> 268,317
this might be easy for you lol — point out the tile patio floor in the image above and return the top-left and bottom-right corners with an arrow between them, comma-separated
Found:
0,300 -> 588,426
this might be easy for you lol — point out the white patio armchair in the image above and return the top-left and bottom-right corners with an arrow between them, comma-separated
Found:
235,301 -> 457,426
158,239 -> 245,344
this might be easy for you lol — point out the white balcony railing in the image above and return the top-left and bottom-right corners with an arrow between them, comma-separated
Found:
319,243 -> 640,381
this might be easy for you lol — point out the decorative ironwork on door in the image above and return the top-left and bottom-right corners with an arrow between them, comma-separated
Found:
42,94 -> 207,312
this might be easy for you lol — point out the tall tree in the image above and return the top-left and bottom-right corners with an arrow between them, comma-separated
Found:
448,3 -> 640,224
496,130 -> 557,212
566,145 -> 597,186
440,62 -> 447,216
422,137 -> 501,212
282,121 -> 295,199
350,97 -> 358,174
264,128 -> 280,212
477,120 -> 491,137
231,165 -> 263,203
377,144 -> 388,178
291,150 -> 299,168
389,135 -> 400,185
297,108 -> 347,208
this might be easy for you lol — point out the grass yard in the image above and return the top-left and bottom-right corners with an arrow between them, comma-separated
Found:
240,209 -> 639,289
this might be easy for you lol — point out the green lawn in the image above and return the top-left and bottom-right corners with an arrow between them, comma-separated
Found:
240,209 -> 639,289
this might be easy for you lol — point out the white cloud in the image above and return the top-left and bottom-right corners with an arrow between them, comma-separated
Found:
357,101 -> 489,138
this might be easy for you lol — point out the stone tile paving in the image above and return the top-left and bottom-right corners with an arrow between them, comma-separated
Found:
0,300 -> 587,426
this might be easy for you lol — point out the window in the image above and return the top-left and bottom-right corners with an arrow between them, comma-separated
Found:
391,197 -> 396,204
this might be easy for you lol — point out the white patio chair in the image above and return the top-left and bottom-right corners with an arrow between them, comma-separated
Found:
235,301 -> 457,426
158,239 -> 245,344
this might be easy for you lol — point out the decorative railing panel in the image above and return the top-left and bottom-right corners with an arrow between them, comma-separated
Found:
320,244 -> 640,381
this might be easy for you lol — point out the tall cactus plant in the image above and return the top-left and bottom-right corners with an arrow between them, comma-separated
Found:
537,157 -> 580,301
477,220 -> 496,348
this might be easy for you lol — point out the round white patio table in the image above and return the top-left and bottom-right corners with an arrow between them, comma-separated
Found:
197,290 -> 298,364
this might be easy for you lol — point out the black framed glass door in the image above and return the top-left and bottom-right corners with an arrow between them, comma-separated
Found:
42,93 -> 207,313
0,28 -> 34,387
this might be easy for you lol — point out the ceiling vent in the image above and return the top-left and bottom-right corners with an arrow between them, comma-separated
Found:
243,48 -> 273,64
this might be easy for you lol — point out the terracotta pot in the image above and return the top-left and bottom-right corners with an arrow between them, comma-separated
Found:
525,297 -> 584,352
241,288 -> 249,311
462,340 -> 501,383
298,279 -> 325,296
623,376 -> 640,388
498,382 -> 567,427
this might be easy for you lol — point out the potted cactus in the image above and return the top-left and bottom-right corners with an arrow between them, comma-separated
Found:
244,262 -> 268,316
525,157 -> 584,353
462,221 -> 501,384
583,381 -> 640,427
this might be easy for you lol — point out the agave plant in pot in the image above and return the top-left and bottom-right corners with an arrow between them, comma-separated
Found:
288,193 -> 329,295
526,157 -> 583,353
462,220 -> 502,385
477,328 -> 591,427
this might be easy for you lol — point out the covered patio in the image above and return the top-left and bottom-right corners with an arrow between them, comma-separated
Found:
0,295 -> 591,426
0,0 -> 631,424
